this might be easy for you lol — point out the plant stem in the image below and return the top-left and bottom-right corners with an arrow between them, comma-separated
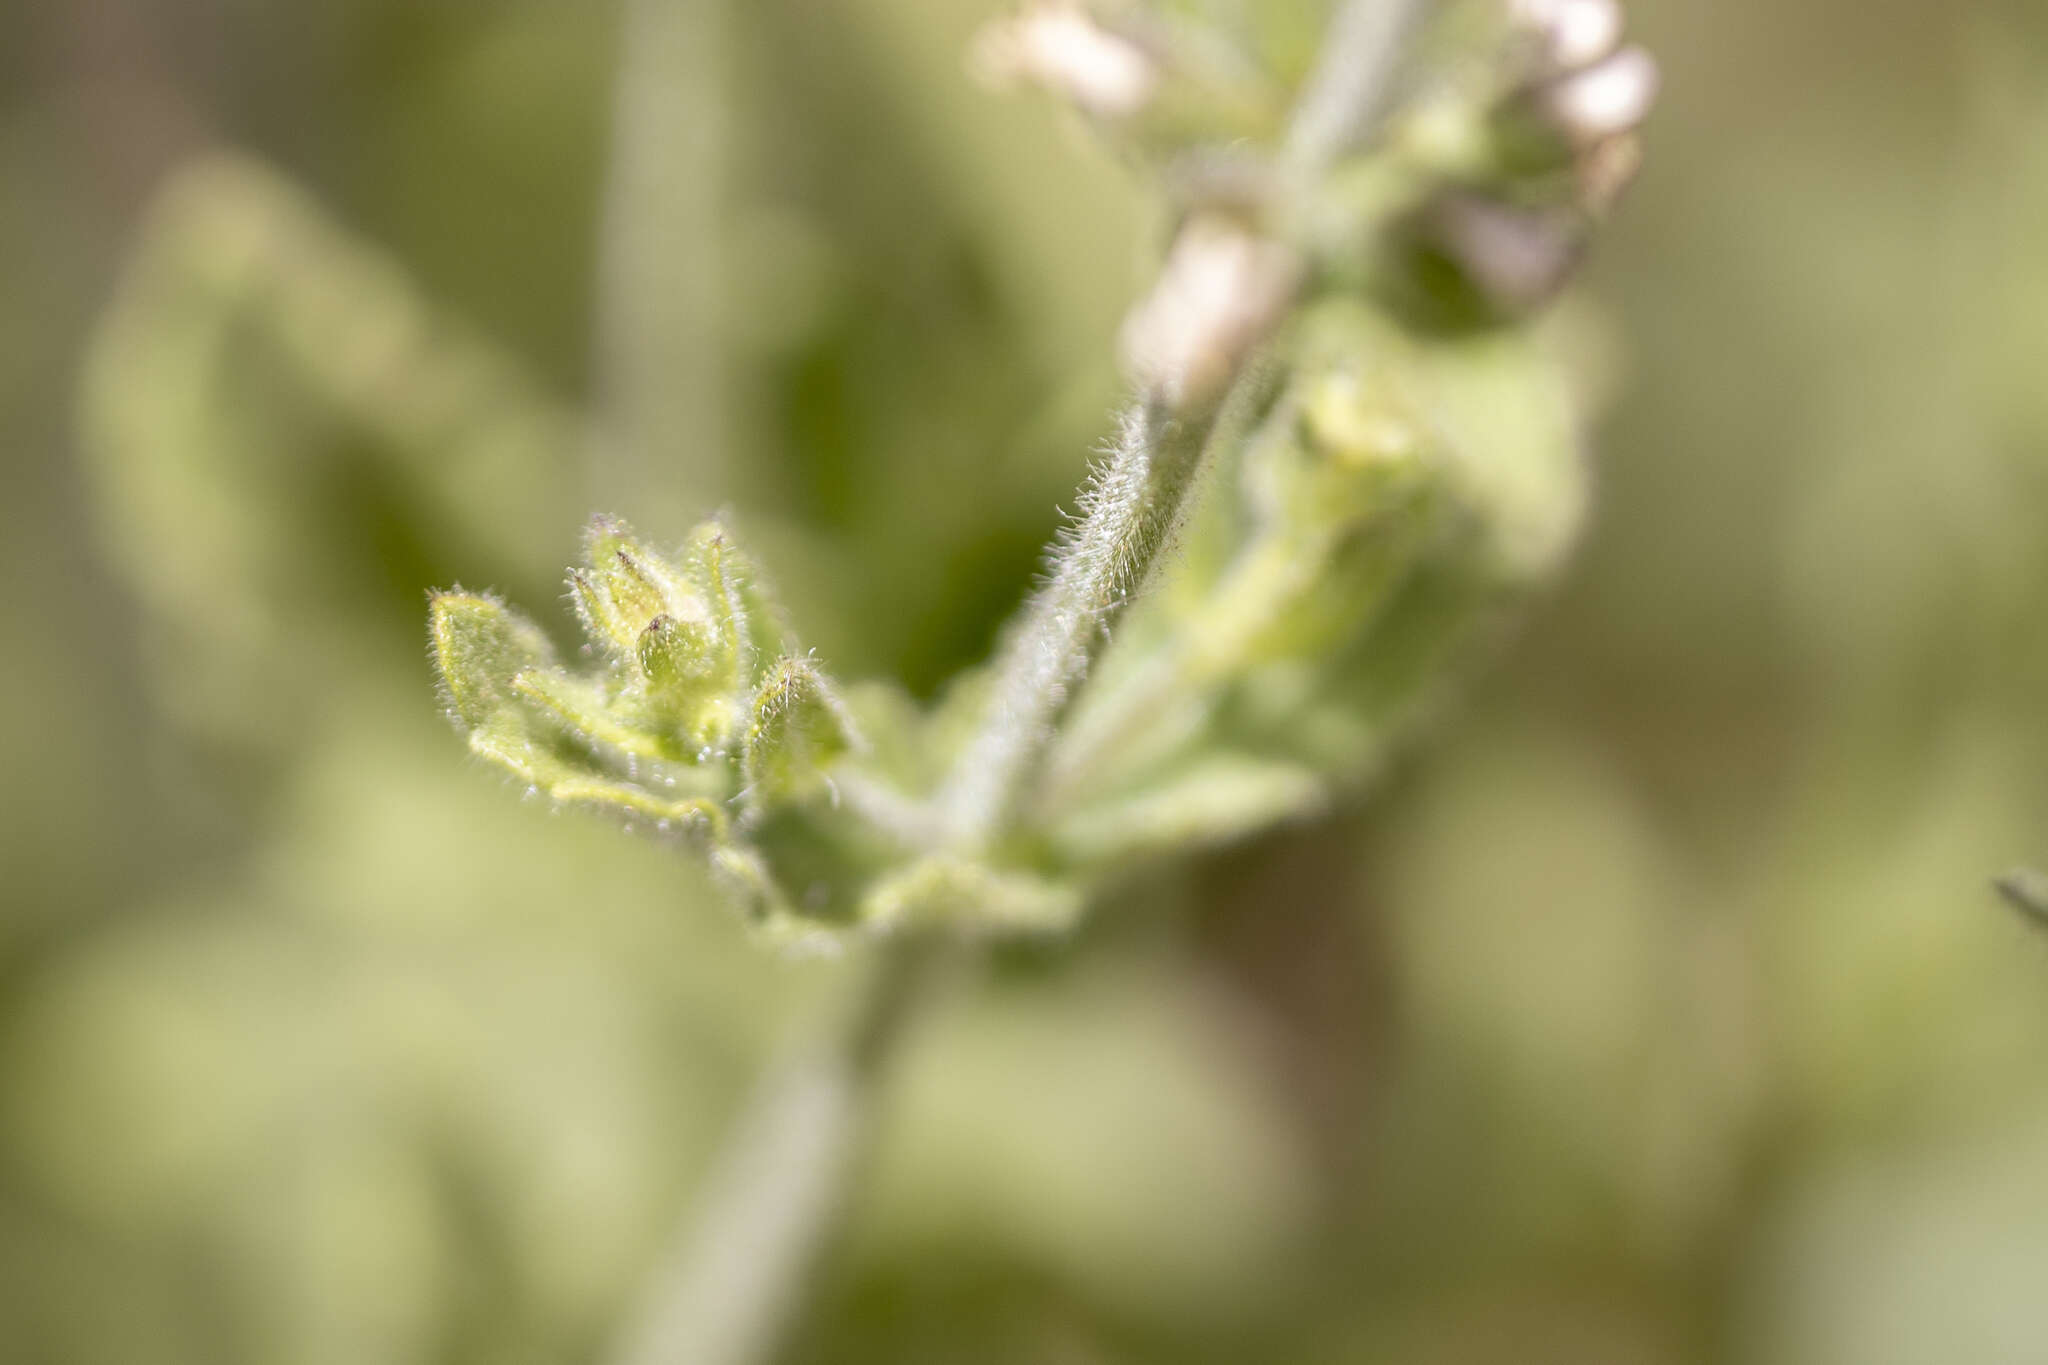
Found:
609,937 -> 945,1365
1282,0 -> 1425,181
938,397 -> 1214,847
935,1 -> 1427,848
609,9 -> 1439,1363
1039,530 -> 1313,809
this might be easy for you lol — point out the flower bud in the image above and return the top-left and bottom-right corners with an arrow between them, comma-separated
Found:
638,610 -> 741,746
571,515 -> 693,652
972,4 -> 1159,120
1540,45 -> 1659,144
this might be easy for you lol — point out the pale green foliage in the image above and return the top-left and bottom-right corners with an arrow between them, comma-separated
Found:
429,0 -> 1648,942
43,3 -> 2048,1362
67,0 -> 1649,945
431,592 -> 558,730
428,518 -> 842,927
742,658 -> 857,811
81,155 -> 583,757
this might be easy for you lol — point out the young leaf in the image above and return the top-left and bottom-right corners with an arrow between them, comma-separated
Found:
429,591 -> 556,730
513,668 -> 694,767
742,657 -> 858,811
678,520 -> 752,679
860,858 -> 1082,938
573,514 -> 694,654
1050,754 -> 1327,868
467,710 -> 729,840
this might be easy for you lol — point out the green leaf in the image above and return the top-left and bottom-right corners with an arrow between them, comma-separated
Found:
595,526 -> 672,633
636,612 -> 742,749
568,566 -> 633,655
512,668 -> 696,767
860,858 -> 1082,938
572,515 -> 697,655
707,845 -> 794,928
727,541 -> 798,676
635,610 -> 724,691
467,711 -> 729,841
678,520 -> 752,676
1049,754 -> 1327,867
742,657 -> 859,811
428,591 -> 556,730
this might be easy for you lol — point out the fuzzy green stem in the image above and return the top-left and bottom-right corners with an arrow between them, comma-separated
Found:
935,2 -> 1427,848
1039,531 -> 1319,811
609,937 -> 945,1365
613,7 -> 1440,1361
937,397 -> 1216,847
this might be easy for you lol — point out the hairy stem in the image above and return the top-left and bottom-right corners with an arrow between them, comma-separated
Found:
938,397 -> 1215,846
1040,530 -> 1318,809
937,2 -> 1425,847
610,938 -> 944,1365
612,6 -> 1438,1361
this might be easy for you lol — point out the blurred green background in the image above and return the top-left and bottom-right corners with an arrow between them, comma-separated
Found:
5,1 -> 2048,1362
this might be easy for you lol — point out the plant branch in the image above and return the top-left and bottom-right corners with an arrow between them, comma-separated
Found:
607,7 -> 1438,1362
938,396 -> 1214,847
1039,530 -> 1314,810
937,1 -> 1426,848
609,937 -> 944,1365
